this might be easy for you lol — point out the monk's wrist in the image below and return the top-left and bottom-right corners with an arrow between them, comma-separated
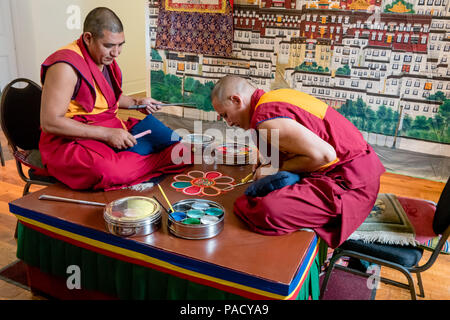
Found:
130,98 -> 138,108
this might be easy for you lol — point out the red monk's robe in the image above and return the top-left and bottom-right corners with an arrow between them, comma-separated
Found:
39,37 -> 191,191
234,89 -> 386,248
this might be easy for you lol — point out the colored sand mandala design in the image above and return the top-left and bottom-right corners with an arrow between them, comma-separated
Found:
216,145 -> 250,155
171,170 -> 235,196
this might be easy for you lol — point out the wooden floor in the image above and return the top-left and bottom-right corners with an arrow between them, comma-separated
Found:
0,131 -> 448,300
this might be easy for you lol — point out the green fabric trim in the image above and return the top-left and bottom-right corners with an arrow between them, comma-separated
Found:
16,223 -> 319,300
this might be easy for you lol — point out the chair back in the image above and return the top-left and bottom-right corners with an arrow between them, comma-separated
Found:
432,177 -> 450,235
0,78 -> 42,151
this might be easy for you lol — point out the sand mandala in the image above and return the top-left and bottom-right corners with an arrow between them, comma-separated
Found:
171,170 -> 235,196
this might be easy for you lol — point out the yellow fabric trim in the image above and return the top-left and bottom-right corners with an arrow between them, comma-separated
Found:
65,83 -> 111,118
119,118 -> 127,130
59,41 -> 83,57
255,89 -> 328,120
317,157 -> 340,171
164,0 -> 227,13
15,214 -> 314,300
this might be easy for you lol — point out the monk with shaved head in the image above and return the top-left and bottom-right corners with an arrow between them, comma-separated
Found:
39,7 -> 190,191
211,75 -> 385,248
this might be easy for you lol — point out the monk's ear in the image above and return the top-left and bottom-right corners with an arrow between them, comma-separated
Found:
82,32 -> 94,45
230,94 -> 242,108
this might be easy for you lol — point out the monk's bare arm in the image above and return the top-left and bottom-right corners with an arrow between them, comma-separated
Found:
118,94 -> 136,109
40,63 -> 136,149
118,94 -> 162,115
257,118 -> 336,174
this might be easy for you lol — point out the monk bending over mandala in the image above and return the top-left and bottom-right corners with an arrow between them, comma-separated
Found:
39,7 -> 190,191
211,75 -> 385,248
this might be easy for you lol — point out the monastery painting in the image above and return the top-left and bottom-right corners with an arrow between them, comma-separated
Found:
147,0 -> 450,146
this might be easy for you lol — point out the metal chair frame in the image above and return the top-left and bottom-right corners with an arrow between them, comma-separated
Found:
0,88 -> 5,166
321,178 -> 450,300
321,226 -> 449,300
0,78 -> 55,195
0,141 -> 4,166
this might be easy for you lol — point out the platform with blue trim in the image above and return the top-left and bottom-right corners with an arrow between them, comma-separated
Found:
9,163 -> 321,300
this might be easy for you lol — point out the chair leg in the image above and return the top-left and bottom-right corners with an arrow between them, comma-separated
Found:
23,182 -> 32,196
401,269 -> 417,300
320,250 -> 342,299
321,250 -> 418,300
14,220 -> 18,240
0,143 -> 5,167
415,271 -> 425,298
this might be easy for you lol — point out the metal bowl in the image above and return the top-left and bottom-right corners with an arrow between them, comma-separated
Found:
182,134 -> 215,153
167,199 -> 225,240
213,142 -> 253,165
104,196 -> 161,237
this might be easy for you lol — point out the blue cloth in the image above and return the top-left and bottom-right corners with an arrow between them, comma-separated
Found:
125,115 -> 181,156
245,171 -> 301,198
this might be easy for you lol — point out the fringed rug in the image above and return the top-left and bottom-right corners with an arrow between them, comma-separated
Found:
348,193 -> 416,246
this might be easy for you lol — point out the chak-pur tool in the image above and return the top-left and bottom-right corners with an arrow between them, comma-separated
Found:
129,102 -> 197,109
133,129 -> 152,139
222,172 -> 255,192
222,179 -> 254,191
39,194 -> 106,207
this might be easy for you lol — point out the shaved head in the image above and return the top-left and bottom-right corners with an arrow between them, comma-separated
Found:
211,76 -> 257,130
83,7 -> 123,39
211,75 -> 256,103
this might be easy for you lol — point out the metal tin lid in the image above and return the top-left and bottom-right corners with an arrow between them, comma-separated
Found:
104,197 -> 161,223
215,143 -> 251,156
184,134 -> 215,145
214,143 -> 254,165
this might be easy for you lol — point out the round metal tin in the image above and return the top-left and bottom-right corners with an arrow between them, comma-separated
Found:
104,196 -> 161,237
183,134 -> 215,153
167,199 -> 225,240
214,143 -> 254,165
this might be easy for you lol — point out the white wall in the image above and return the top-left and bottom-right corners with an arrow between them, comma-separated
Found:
11,0 -> 147,94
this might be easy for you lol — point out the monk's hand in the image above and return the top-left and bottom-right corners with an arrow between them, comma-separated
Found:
137,97 -> 162,115
245,171 -> 301,198
105,128 -> 137,150
253,163 -> 279,181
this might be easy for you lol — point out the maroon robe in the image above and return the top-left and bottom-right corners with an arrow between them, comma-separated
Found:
39,37 -> 191,191
234,89 -> 385,248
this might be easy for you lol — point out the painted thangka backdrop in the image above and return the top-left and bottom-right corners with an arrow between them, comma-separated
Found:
155,0 -> 234,56
148,0 -> 450,181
